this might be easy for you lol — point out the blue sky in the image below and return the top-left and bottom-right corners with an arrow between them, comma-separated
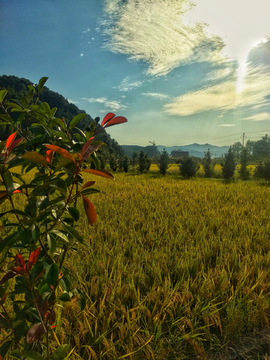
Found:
1,0 -> 270,146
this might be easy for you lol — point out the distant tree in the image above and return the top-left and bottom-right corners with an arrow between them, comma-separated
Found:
179,157 -> 199,178
222,147 -> 236,180
253,134 -> 270,159
138,151 -> 151,173
131,152 -> 138,167
202,149 -> 213,178
231,141 -> 243,161
122,156 -> 130,173
109,154 -> 118,172
157,148 -> 170,176
239,147 -> 250,180
254,160 -> 270,183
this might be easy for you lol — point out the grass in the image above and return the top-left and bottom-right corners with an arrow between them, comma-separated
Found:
2,170 -> 270,359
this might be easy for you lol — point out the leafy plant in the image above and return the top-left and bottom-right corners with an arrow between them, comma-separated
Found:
138,151 -> 151,174
221,146 -> 236,181
179,157 -> 199,178
0,79 -> 127,359
202,149 -> 213,178
156,148 -> 170,176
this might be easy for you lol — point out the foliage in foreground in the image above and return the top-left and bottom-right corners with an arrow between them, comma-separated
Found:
0,79 -> 127,359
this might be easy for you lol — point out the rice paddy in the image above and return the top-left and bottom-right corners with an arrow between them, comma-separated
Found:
60,173 -> 270,359
2,171 -> 270,359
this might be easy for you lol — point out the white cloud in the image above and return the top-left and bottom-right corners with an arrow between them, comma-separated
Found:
164,63 -> 270,116
102,0 -> 225,77
141,92 -> 170,100
115,76 -> 143,92
243,112 -> 270,121
67,99 -> 80,104
80,53 -> 84,57
218,124 -> 235,127
82,97 -> 127,111
83,28 -> 91,34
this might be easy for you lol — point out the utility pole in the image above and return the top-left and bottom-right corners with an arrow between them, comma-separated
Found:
242,133 -> 246,146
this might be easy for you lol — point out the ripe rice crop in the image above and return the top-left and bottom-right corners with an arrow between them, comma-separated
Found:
2,173 -> 270,359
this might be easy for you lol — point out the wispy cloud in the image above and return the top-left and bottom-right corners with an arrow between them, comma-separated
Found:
243,112 -> 270,121
218,124 -> 235,127
102,0 -> 225,77
141,92 -> 170,100
82,28 -> 91,34
82,97 -> 127,111
115,76 -> 143,92
80,53 -> 84,57
67,99 -> 80,104
164,61 -> 270,116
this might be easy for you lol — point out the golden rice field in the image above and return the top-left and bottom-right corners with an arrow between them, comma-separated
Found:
58,172 -> 270,360
2,170 -> 270,359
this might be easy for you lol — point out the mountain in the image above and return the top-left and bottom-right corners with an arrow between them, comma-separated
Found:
122,143 -> 229,159
157,143 -> 229,158
0,75 -> 124,158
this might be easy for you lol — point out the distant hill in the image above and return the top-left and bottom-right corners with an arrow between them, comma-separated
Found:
122,143 -> 229,159
0,75 -> 124,158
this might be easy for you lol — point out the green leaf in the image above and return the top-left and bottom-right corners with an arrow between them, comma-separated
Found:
68,207 -> 80,221
0,89 -> 8,103
47,234 -> 57,254
80,188 -> 100,196
0,340 -> 12,358
24,349 -> 44,360
51,117 -> 66,130
31,225 -> 40,242
50,344 -> 69,360
22,152 -> 48,167
39,283 -> 50,295
58,292 -> 71,301
9,350 -> 22,359
2,168 -> 15,195
63,225 -> 83,243
49,230 -> 69,244
37,76 -> 49,93
69,113 -> 87,130
80,293 -> 86,311
46,263 -> 59,289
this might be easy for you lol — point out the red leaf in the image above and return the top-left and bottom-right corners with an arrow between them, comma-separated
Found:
81,136 -> 94,159
12,189 -> 21,194
0,271 -> 17,285
101,112 -> 115,127
103,116 -> 127,128
81,169 -> 115,180
8,138 -> 23,152
6,132 -> 17,151
46,149 -> 54,167
15,253 -> 25,268
26,323 -> 45,343
82,196 -> 97,225
0,191 -> 7,199
10,266 -> 26,275
82,181 -> 95,190
44,145 -> 75,163
26,248 -> 41,272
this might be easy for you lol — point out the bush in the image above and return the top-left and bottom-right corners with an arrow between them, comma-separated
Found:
254,159 -> 270,182
179,157 -> 199,178
138,151 -> 151,173
156,148 -> 170,176
0,79 -> 127,359
222,147 -> 236,181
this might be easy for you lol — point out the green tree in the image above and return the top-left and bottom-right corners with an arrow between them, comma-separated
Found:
109,153 -> 118,172
202,149 -> 213,178
221,147 -> 236,180
131,151 -> 138,167
157,148 -> 170,176
239,147 -> 250,180
231,141 -> 243,161
179,157 -> 199,178
121,156 -> 130,173
254,159 -> 270,183
138,151 -> 151,173
0,79 -> 127,359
